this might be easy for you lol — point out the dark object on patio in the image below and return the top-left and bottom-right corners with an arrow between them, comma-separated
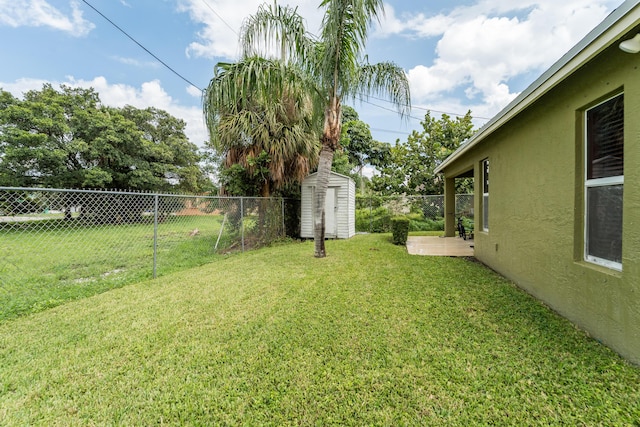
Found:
457,217 -> 467,240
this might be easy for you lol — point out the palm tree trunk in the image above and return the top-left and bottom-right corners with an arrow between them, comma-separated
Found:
314,97 -> 341,258
313,145 -> 334,257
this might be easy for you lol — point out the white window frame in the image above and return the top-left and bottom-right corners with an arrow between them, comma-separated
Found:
482,159 -> 489,232
584,94 -> 623,271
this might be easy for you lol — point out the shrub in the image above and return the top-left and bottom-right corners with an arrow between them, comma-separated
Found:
405,213 -> 444,232
356,208 -> 446,233
355,207 -> 392,233
391,216 -> 410,245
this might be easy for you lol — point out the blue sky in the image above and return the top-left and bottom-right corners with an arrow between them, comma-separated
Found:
0,0 -> 625,147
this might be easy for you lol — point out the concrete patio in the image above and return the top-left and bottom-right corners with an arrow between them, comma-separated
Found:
406,236 -> 474,257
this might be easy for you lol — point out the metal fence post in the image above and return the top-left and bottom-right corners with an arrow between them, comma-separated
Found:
281,198 -> 285,236
240,197 -> 245,252
369,196 -> 373,233
153,194 -> 158,278
0,187 -> 296,293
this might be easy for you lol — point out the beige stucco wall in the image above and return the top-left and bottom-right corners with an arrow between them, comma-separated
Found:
441,39 -> 640,363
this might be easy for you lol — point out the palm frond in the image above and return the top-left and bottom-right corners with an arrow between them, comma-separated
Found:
240,1 -> 316,65
203,57 -> 319,140
352,61 -> 411,118
317,0 -> 385,97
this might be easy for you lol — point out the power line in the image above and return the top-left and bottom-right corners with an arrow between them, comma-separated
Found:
356,97 -> 425,122
79,0 -> 488,135
200,0 -> 238,36
80,0 -> 203,92
370,127 -> 411,136
357,92 -> 492,121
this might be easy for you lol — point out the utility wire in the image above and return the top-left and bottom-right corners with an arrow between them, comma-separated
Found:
370,127 -> 411,136
80,0 -> 203,92
79,0 -> 486,136
357,97 -> 425,122
358,92 -> 492,121
200,0 -> 238,36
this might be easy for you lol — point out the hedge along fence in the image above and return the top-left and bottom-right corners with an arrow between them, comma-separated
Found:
355,194 -> 474,233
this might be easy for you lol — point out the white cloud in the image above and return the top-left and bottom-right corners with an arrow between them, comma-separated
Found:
397,0 -> 617,118
176,0 -> 324,59
110,56 -> 161,68
186,85 -> 204,98
174,0 -> 620,126
374,4 -> 454,39
1,77 -> 209,147
0,0 -> 94,36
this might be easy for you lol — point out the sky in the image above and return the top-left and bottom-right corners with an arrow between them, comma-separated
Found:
0,0 -> 627,148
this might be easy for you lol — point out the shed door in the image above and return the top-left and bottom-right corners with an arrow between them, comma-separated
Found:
325,187 -> 337,237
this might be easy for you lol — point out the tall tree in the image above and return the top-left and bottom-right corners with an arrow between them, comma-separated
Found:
332,105 -> 391,192
339,106 -> 390,170
0,85 -> 207,193
372,112 -> 475,195
204,60 -> 320,197
236,0 -> 411,257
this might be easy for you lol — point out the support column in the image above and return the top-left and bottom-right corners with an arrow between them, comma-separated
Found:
444,177 -> 456,237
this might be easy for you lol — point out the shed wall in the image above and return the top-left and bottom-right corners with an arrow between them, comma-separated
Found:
300,172 -> 355,239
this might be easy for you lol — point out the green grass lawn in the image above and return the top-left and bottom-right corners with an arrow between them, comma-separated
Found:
0,234 -> 638,425
0,215 -> 231,321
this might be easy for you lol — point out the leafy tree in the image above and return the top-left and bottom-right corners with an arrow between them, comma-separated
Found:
338,106 -> 390,174
340,105 -> 359,123
232,0 -> 410,257
119,105 -> 209,192
204,59 -> 320,198
331,106 -> 391,193
0,84 -> 207,193
372,111 -> 475,195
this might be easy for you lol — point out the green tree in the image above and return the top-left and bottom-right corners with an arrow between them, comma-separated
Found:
372,111 -> 475,195
332,105 -> 391,192
0,84 -> 207,193
340,106 -> 390,169
204,60 -> 320,198
119,106 -> 209,193
234,0 -> 411,257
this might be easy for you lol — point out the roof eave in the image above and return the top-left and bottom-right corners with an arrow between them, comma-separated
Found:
435,0 -> 640,175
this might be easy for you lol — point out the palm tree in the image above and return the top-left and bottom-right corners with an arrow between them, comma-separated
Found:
204,59 -> 320,197
207,0 -> 410,257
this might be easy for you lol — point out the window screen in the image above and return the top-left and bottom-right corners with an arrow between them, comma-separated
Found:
587,95 -> 624,179
585,93 -> 623,269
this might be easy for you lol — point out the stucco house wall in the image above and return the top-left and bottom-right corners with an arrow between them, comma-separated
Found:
436,2 -> 640,363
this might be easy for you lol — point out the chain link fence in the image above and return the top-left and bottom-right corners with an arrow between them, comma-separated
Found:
355,194 -> 474,233
0,187 -> 287,320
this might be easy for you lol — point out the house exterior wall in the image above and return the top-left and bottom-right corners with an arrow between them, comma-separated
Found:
440,41 -> 640,363
300,172 -> 356,239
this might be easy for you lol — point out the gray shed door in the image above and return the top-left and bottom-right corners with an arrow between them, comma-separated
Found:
325,187 -> 337,237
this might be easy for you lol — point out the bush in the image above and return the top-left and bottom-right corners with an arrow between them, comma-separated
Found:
405,213 -> 444,232
412,218 -> 445,232
355,207 -> 392,233
356,208 -> 446,233
391,216 -> 410,245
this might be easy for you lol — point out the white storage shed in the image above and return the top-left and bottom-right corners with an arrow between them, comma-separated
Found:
300,171 -> 355,239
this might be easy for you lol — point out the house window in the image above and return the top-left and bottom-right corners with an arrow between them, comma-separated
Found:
482,159 -> 489,231
585,93 -> 623,270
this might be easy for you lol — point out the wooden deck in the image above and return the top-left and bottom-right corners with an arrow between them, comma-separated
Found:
406,236 -> 474,257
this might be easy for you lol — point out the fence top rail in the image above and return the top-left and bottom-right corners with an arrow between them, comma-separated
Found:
0,187 -> 285,201
355,194 -> 473,198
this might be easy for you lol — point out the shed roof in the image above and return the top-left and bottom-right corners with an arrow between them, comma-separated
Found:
435,0 -> 640,174
303,171 -> 354,182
